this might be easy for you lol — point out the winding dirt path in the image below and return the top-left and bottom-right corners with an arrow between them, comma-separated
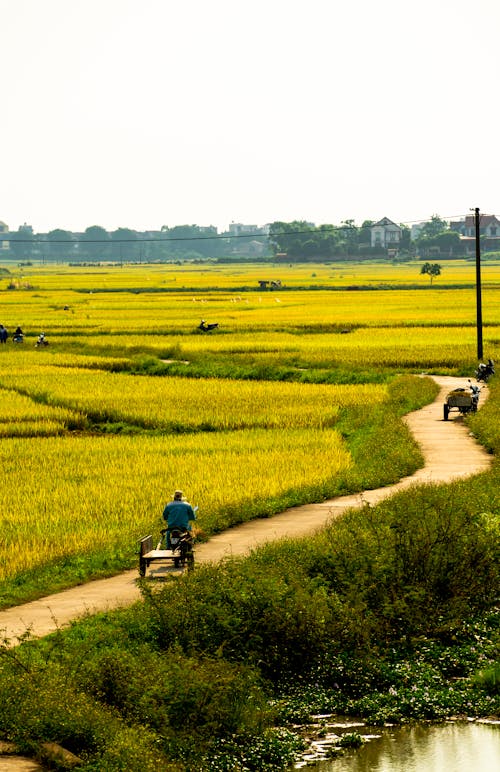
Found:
0,377 -> 492,644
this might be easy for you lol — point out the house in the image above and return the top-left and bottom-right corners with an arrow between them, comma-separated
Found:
370,217 -> 402,249
228,223 -> 259,237
450,214 -> 500,252
450,214 -> 500,238
410,222 -> 427,241
0,221 -> 9,251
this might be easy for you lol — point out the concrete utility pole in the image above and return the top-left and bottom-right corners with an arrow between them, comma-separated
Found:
473,207 -> 483,361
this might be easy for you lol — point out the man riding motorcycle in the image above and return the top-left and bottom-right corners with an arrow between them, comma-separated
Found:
162,489 -> 196,548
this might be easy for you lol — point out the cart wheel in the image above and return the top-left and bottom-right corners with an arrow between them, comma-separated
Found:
443,404 -> 449,421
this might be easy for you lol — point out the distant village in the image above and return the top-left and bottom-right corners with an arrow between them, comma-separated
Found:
0,214 -> 499,263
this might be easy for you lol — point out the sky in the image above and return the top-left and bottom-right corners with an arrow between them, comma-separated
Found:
1,0 -> 499,234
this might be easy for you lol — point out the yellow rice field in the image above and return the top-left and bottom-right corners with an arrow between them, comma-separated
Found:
0,260 -> 497,591
0,427 -> 353,580
0,365 -> 386,431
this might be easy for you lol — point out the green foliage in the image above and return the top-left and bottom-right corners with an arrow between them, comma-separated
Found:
420,262 -> 442,283
201,728 -> 304,771
467,379 -> 500,453
473,661 -> 500,695
311,478 -> 499,642
339,731 -> 364,748
417,215 -> 449,239
74,645 -> 270,743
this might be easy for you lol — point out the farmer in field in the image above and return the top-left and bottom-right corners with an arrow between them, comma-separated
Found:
162,489 -> 196,548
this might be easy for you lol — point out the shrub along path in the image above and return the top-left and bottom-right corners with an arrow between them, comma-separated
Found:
0,376 -> 492,644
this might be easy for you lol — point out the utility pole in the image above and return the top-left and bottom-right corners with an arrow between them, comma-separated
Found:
473,207 -> 483,361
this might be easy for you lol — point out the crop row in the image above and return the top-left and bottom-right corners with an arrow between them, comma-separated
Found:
0,387 -> 85,436
0,366 -> 386,431
1,285 -> 500,335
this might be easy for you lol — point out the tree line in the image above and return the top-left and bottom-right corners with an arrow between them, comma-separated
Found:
3,215 -> 471,263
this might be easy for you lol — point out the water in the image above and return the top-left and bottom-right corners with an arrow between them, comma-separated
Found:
305,722 -> 500,772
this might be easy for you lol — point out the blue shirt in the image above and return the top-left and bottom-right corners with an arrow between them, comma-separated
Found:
163,500 -> 196,531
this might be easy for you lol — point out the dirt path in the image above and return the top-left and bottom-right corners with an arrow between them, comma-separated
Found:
0,376 -> 492,644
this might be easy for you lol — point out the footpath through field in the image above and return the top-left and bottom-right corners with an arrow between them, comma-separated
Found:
0,376 -> 493,644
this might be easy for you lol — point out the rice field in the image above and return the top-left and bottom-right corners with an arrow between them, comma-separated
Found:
0,365 -> 386,431
0,260 -> 497,598
0,427 -> 355,581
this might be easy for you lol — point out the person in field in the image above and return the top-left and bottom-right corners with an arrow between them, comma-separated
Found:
162,489 -> 196,548
0,325 -> 7,343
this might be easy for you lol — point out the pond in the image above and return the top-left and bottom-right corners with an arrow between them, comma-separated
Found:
294,719 -> 500,771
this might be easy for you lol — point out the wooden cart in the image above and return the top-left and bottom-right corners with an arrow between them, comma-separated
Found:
138,529 -> 194,577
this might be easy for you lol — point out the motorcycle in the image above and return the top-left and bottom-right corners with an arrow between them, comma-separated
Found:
159,526 -> 195,569
444,379 -> 481,420
475,358 -> 495,383
198,319 -> 219,332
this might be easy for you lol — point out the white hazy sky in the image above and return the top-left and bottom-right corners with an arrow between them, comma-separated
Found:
2,0 -> 499,233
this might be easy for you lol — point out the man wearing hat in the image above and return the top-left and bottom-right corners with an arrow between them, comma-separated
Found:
162,489 -> 196,548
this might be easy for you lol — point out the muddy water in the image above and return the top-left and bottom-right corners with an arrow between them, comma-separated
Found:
305,722 -> 500,771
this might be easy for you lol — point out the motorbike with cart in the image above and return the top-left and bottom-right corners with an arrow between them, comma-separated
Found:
443,380 -> 480,421
138,526 -> 195,577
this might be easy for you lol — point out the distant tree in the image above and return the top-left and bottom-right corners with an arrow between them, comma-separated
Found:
399,224 -> 411,250
432,231 -> 461,255
359,220 -> 374,247
268,221 -> 315,258
417,228 -> 462,258
10,225 -> 35,260
268,221 -> 340,260
111,228 -> 139,262
340,220 -> 359,254
160,224 -> 220,258
418,214 -> 448,239
81,226 -> 111,261
420,262 -> 442,285
47,229 -> 74,260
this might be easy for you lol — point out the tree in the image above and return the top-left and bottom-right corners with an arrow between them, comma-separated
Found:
10,225 -> 34,261
111,228 -> 140,262
399,224 -> 411,250
268,221 -> 340,260
268,221 -> 315,259
340,220 -> 359,255
160,224 -> 220,258
47,229 -> 75,260
420,262 -> 442,285
81,226 -> 111,261
418,214 -> 448,239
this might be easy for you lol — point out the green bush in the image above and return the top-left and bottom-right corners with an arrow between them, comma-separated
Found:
473,661 -> 500,695
310,479 -> 499,642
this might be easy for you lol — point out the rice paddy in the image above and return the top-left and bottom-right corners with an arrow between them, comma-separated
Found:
0,259 -> 497,599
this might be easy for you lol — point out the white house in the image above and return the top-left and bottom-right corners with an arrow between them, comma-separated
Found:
370,217 -> 402,248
